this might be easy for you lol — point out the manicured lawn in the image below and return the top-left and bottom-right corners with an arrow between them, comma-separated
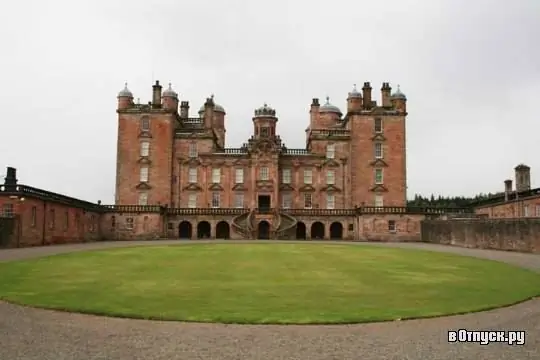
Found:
0,244 -> 539,324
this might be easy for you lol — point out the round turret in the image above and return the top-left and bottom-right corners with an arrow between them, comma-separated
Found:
198,99 -> 225,115
391,85 -> 407,100
117,83 -> 133,98
117,82 -> 133,110
254,103 -> 276,118
319,96 -> 342,115
162,83 -> 178,99
162,83 -> 179,111
347,84 -> 362,99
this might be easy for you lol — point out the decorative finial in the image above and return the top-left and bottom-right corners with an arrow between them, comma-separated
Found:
137,98 -> 140,104
124,82 -> 128,89
211,93 -> 214,100
264,102 -> 268,107
325,96 -> 330,104
353,84 -> 357,91
397,84 -> 401,92
168,82 -> 172,89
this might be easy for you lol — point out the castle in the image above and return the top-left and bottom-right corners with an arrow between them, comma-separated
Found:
115,81 -> 408,240
0,80 -> 475,248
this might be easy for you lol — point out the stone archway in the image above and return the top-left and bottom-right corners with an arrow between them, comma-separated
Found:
197,221 -> 211,239
330,222 -> 343,240
296,221 -> 307,240
311,221 -> 325,240
258,221 -> 270,240
215,221 -> 230,239
178,221 -> 192,239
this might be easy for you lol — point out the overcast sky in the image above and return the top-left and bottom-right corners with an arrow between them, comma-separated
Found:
0,0 -> 539,204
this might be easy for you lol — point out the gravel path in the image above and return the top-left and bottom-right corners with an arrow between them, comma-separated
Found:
0,240 -> 538,360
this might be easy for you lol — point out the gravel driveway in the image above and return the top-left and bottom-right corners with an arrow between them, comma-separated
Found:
0,240 -> 538,360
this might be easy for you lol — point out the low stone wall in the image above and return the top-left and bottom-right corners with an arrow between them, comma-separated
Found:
421,218 -> 540,253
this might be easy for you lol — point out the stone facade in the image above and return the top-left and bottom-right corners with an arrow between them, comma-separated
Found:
421,218 -> 540,253
114,81 -> 410,239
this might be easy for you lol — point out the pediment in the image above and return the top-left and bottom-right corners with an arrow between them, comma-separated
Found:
322,159 -> 340,167
138,131 -> 152,138
232,183 -> 248,191
135,182 -> 152,190
183,183 -> 202,191
256,180 -> 274,191
369,184 -> 388,192
208,183 -> 224,191
369,159 -> 388,167
319,184 -> 342,192
137,157 -> 152,165
279,184 -> 295,191
182,157 -> 202,166
299,184 -> 316,192
371,134 -> 386,141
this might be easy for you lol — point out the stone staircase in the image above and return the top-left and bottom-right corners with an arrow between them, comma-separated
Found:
232,208 -> 255,238
275,211 -> 297,239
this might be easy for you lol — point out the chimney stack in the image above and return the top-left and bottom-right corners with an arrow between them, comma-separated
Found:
381,82 -> 392,107
362,82 -> 372,109
180,101 -> 189,118
203,96 -> 215,128
310,98 -> 320,129
504,179 -> 512,201
152,80 -> 162,108
4,167 -> 18,191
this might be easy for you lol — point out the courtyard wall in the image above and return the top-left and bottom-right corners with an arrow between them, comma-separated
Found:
421,218 -> 540,253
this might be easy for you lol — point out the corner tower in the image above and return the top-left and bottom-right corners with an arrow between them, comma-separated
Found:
115,81 -> 176,206
348,82 -> 407,207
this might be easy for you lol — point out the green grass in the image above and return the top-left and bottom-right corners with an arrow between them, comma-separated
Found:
0,243 -> 539,324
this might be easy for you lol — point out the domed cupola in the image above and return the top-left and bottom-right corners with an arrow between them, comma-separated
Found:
391,85 -> 407,100
198,95 -> 225,115
319,96 -> 342,115
348,84 -> 362,99
162,83 -> 178,99
254,103 -> 276,118
117,83 -> 133,98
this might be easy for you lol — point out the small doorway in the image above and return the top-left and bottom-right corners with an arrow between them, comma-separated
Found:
258,220 -> 270,240
258,195 -> 271,212
215,221 -> 230,239
178,221 -> 192,239
197,221 -> 211,239
296,221 -> 307,240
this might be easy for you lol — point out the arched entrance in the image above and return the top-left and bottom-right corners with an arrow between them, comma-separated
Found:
311,221 -> 325,240
296,221 -> 306,240
215,221 -> 230,239
329,222 -> 343,240
197,221 -> 211,239
257,221 -> 270,240
178,221 -> 192,239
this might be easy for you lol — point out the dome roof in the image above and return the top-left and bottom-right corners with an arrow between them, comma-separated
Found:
117,83 -> 133,98
254,103 -> 276,117
319,96 -> 342,114
391,85 -> 407,100
162,83 -> 178,98
198,96 -> 225,114
348,84 -> 362,98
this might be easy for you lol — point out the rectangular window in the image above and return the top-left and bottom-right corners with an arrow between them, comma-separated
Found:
140,141 -> 150,157
260,127 -> 269,136
141,117 -> 150,131
524,205 -> 529,217
31,206 -> 36,227
304,169 -> 313,184
388,220 -> 396,232
374,118 -> 383,133
125,217 -> 134,230
282,169 -> 291,184
188,194 -> 197,208
139,192 -> 148,205
212,168 -> 221,183
2,204 -> 13,217
140,166 -> 149,182
234,193 -> 244,208
326,194 -> 335,209
304,193 -> 313,209
326,170 -> 335,185
375,168 -> 383,184
188,142 -> 198,158
211,192 -> 220,208
326,144 -> 335,159
49,209 -> 55,229
374,143 -> 383,159
188,168 -> 197,183
282,193 -> 292,209
375,195 -> 384,207
90,215 -> 95,232
64,211 -> 69,230
111,216 -> 116,228
536,205 -> 540,217
235,168 -> 244,184
260,167 -> 269,180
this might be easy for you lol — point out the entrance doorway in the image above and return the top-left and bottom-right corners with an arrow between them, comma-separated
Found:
258,195 -> 271,212
178,221 -> 192,239
295,222 -> 307,240
215,221 -> 230,239
257,220 -> 270,239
